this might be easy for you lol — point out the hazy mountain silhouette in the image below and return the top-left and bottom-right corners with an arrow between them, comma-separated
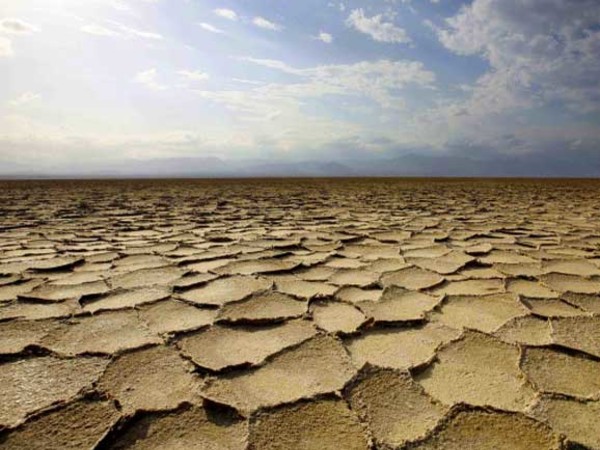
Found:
2,151 -> 599,178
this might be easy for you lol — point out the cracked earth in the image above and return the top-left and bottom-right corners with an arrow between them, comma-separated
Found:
0,178 -> 599,449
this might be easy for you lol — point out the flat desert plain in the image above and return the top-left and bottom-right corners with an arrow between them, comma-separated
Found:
0,178 -> 599,450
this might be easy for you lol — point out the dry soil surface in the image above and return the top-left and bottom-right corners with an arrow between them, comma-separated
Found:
0,178 -> 599,449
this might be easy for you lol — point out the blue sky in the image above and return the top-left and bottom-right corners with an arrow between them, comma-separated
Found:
1,0 -> 599,175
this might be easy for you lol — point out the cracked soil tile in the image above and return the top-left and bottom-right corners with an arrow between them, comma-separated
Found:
335,287 -> 382,304
433,293 -> 528,333
275,279 -> 337,299
328,269 -> 380,288
178,320 -> 316,371
0,298 -> 80,321
178,276 -> 272,306
111,267 -> 186,290
493,316 -> 553,346
411,408 -> 562,450
214,259 -> 299,276
540,273 -> 600,294
0,399 -> 120,450
83,287 -> 171,313
380,267 -> 444,291
19,280 -> 110,302
0,356 -> 109,428
310,301 -> 366,334
97,345 -> 201,414
507,279 -> 558,299
248,398 -> 369,450
530,396 -> 600,450
201,335 -> 356,415
430,279 -> 505,297
551,315 -> 600,358
357,286 -> 441,323
138,299 -> 216,335
217,292 -> 306,324
561,292 -> 600,314
172,273 -> 219,290
106,404 -> 248,450
522,298 -> 586,317
416,332 -> 536,411
346,322 -> 461,370
479,251 -> 538,265
0,279 -> 44,302
0,319 -> 57,355
408,250 -> 474,275
521,347 -> 600,398
542,259 -> 600,277
346,367 -> 447,447
41,310 -> 162,356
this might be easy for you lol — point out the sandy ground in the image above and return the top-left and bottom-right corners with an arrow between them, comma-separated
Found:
0,178 -> 599,449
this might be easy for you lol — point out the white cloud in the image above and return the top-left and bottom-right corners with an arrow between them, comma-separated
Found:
178,70 -> 209,82
304,59 -> 434,108
0,18 -> 38,58
214,8 -> 238,21
437,0 -> 600,113
346,9 -> 410,44
207,58 -> 435,114
199,22 -> 224,34
0,36 -> 13,57
231,78 -> 265,86
0,18 -> 39,35
81,24 -> 120,37
111,1 -> 133,12
118,24 -> 163,40
316,32 -> 333,43
133,68 -> 167,90
238,57 -> 299,74
253,16 -> 283,31
394,0 -> 600,153
81,22 -> 163,40
9,92 -> 41,107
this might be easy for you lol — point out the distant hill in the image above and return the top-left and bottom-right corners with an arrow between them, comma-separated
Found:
1,151 -> 599,178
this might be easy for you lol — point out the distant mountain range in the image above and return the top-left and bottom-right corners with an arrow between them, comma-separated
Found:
2,151 -> 600,178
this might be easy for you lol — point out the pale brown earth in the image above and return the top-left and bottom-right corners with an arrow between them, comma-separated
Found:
1,178 -> 599,449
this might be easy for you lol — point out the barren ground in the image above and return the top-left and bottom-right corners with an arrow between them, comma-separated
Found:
0,178 -> 599,449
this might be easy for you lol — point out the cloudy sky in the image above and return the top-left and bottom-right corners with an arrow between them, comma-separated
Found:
1,0 -> 599,176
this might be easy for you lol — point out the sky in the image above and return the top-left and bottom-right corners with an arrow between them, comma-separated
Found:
1,0 -> 600,176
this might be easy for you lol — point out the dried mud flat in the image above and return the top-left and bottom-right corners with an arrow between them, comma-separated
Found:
0,178 -> 599,449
